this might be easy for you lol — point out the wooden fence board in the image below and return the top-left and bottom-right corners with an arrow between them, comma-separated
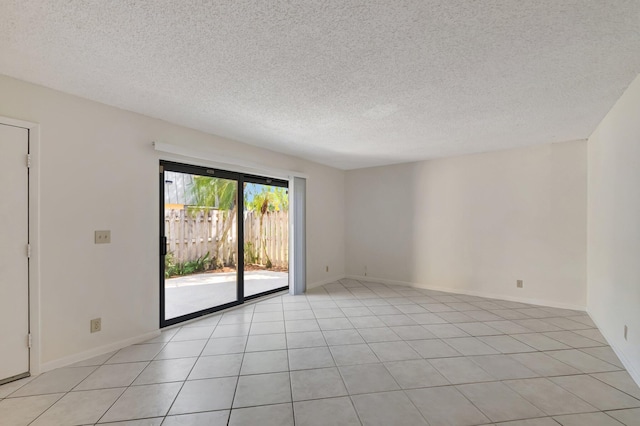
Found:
164,208 -> 288,268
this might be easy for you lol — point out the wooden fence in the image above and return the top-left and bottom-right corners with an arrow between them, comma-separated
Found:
165,208 -> 288,268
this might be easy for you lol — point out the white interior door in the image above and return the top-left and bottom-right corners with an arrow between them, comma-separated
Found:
0,124 -> 30,383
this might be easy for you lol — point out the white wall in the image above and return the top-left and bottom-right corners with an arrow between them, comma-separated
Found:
587,73 -> 640,383
0,74 -> 345,370
346,141 -> 587,309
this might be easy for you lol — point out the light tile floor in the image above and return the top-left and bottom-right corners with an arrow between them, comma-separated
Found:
1,279 -> 639,425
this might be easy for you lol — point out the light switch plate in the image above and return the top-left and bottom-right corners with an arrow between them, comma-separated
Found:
95,230 -> 111,244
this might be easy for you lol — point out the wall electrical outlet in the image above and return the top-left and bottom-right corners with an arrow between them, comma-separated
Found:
95,230 -> 111,244
517,280 -> 523,288
90,318 -> 102,333
624,325 -> 628,341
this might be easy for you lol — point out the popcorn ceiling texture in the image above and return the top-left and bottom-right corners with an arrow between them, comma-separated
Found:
1,1 -> 639,169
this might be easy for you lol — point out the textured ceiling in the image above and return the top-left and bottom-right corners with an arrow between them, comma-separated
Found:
1,1 -> 639,169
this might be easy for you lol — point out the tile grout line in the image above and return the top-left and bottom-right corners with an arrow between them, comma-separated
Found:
92,331 -> 179,425
159,323 -> 218,425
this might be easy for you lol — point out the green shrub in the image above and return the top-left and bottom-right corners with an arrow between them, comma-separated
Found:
165,252 -> 211,277
244,242 -> 258,264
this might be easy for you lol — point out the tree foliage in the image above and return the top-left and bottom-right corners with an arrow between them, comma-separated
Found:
190,176 -> 236,211
188,176 -> 238,267
244,185 -> 288,267
245,185 -> 288,213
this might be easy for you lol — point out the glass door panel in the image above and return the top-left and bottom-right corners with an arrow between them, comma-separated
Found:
243,181 -> 289,298
161,164 -> 240,325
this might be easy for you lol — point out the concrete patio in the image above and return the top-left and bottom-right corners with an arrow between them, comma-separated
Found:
165,271 -> 288,319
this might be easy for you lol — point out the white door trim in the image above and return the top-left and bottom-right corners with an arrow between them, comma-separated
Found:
0,115 -> 41,375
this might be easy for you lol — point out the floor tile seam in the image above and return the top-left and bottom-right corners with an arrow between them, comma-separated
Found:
239,346 -> 288,357
588,373 -> 640,400
541,330 -> 604,344
310,337 -> 352,396
94,414 -> 166,425
453,381 -> 549,424
532,371 -> 614,380
160,407 -> 231,423
604,407 -> 640,414
288,376 -> 351,403
372,386 -> 433,425
431,361 -> 500,385
286,374 -> 295,422
509,333 -> 573,349
53,365 -> 114,395
428,337 -> 470,357
544,373 -> 640,409
465,353 -> 539,380
575,347 -> 623,365
103,351 -> 173,366
9,382 -> 137,399
549,408 -> 635,424
500,378 -> 602,416
351,322 -> 398,350
231,393 -> 293,410
11,391 -> 65,426
282,321 -> 297,426
560,343 -> 611,351
343,396 -> 366,425
88,382 -> 157,423
603,407 -> 640,424
492,413 -> 565,425
56,387 -> 129,426
403,385 -> 493,424
2,367 -> 93,399
408,380 -> 496,424
336,360 -> 401,394
541,348 -> 621,371
599,411 -> 635,426
156,330 -> 218,422
157,338 -> 209,355
477,338 -> 538,354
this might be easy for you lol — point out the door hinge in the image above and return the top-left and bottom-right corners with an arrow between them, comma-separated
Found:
27,244 -> 31,258
159,165 -> 164,173
27,334 -> 32,349
26,154 -> 31,168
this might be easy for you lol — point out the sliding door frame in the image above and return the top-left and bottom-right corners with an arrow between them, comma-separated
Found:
241,174 -> 290,302
159,160 -> 288,327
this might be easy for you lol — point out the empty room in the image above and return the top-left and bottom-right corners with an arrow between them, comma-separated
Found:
0,1 -> 639,425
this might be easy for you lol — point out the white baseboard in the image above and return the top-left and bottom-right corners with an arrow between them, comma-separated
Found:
346,275 -> 586,312
307,275 -> 346,290
588,314 -> 640,387
39,330 -> 161,374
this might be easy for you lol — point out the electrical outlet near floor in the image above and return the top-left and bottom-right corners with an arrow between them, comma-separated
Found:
624,325 -> 628,340
94,230 -> 111,244
517,280 -> 523,288
90,318 -> 102,333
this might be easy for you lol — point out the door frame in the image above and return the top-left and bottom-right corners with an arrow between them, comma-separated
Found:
159,160 -> 289,327
0,116 -> 41,376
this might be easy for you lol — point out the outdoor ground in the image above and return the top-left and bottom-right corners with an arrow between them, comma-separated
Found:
165,270 -> 288,319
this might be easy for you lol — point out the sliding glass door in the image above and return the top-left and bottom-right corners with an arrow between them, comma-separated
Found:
243,179 -> 289,299
160,161 -> 288,327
